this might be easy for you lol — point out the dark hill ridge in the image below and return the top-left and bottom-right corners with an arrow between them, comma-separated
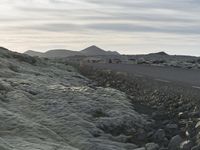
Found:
149,51 -> 169,56
25,49 -> 80,58
43,49 -> 80,58
81,45 -> 120,56
25,45 -> 120,58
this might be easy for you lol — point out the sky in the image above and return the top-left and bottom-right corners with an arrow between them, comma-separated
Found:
0,0 -> 200,55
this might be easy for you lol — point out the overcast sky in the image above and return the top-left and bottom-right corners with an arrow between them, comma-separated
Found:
0,0 -> 200,55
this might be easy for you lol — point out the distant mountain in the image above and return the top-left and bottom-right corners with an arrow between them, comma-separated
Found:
43,49 -> 80,58
25,49 -> 78,58
24,46 -> 120,58
80,45 -> 120,56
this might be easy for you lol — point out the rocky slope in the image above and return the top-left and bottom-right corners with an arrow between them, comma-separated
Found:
77,64 -> 200,150
0,47 -> 154,150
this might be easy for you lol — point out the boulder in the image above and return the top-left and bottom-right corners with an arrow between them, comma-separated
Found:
180,140 -> 193,150
195,121 -> 200,132
166,124 -> 178,130
178,112 -> 188,119
191,145 -> 200,150
145,143 -> 159,150
165,123 -> 179,137
168,135 -> 184,150
154,129 -> 166,143
152,111 -> 169,120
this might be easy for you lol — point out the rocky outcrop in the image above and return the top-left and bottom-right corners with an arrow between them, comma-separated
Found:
2,47 -> 200,149
77,64 -> 200,149
0,48 -> 151,149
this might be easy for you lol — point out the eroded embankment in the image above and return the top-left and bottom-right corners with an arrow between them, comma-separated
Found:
76,64 -> 200,149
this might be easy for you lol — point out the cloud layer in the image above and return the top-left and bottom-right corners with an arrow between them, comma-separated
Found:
0,0 -> 200,55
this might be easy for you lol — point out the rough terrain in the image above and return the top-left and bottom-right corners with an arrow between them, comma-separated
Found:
77,64 -> 200,150
66,51 -> 200,70
0,47 -> 153,150
126,52 -> 200,70
1,47 -> 200,149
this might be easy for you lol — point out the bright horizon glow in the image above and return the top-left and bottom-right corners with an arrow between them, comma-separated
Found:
0,0 -> 200,56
